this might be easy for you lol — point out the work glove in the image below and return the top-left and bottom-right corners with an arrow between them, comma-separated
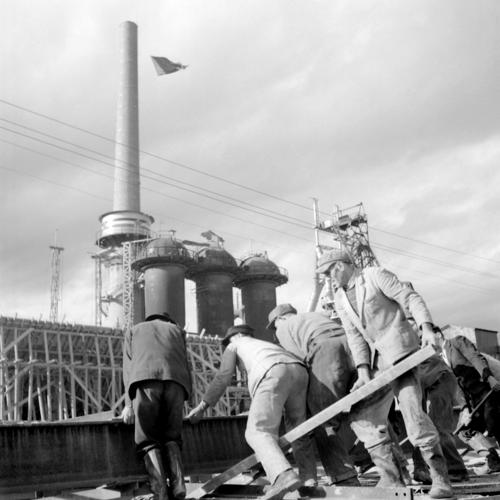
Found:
350,365 -> 372,392
187,401 -> 208,424
457,407 -> 472,429
121,405 -> 135,425
420,323 -> 437,348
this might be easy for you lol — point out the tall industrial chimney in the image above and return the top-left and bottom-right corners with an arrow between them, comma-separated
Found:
96,21 -> 153,327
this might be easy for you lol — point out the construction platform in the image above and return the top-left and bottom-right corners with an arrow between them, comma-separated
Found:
5,449 -> 500,500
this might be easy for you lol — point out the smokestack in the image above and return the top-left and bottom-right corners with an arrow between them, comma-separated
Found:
114,21 -> 140,212
95,21 -> 154,328
97,21 -> 153,249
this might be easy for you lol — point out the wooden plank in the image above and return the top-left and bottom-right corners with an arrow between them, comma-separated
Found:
189,345 -> 435,499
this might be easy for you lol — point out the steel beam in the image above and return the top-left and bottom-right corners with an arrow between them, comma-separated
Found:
0,416 -> 251,497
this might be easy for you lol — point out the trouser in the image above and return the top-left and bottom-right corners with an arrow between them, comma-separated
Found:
133,380 -> 185,455
245,363 -> 316,484
466,387 -> 500,445
424,372 -> 467,473
350,368 -> 440,453
306,336 -> 359,483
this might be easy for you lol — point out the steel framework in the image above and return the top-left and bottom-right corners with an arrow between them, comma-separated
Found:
0,316 -> 249,422
314,201 -> 378,269
310,201 -> 378,312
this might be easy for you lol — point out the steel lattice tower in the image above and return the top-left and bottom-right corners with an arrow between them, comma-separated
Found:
49,245 -> 64,322
309,200 -> 378,312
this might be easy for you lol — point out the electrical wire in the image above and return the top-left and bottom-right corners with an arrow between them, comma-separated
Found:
0,118 -> 311,228
1,99 -> 499,267
372,242 -> 499,280
0,125 -> 312,231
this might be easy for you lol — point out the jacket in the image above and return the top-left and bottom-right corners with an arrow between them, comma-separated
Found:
443,335 -> 492,397
122,319 -> 192,403
335,267 -> 432,368
203,335 -> 305,406
418,353 -> 453,390
274,311 -> 344,362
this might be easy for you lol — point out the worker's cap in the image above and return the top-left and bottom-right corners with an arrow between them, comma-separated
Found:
145,312 -> 176,324
222,324 -> 254,347
316,250 -> 352,274
266,303 -> 297,330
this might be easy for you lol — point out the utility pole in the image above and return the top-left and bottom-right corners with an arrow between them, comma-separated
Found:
49,235 -> 64,323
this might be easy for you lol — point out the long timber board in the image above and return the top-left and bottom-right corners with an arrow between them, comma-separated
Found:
190,345 -> 435,499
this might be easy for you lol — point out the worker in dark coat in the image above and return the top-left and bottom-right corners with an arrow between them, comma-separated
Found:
412,352 -> 469,483
318,249 -> 454,499
121,312 -> 191,500
436,329 -> 500,472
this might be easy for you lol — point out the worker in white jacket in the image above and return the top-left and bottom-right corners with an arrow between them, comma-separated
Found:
188,324 -> 316,500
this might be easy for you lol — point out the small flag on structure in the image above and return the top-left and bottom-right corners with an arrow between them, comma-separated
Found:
151,56 -> 188,76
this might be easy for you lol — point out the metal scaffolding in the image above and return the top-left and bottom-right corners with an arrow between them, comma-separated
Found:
310,200 -> 378,312
0,316 -> 249,422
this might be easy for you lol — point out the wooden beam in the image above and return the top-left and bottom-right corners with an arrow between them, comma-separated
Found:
189,345 -> 435,499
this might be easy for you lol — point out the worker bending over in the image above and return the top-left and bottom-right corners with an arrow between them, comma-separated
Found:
436,328 -> 500,472
188,324 -> 316,500
267,303 -> 363,486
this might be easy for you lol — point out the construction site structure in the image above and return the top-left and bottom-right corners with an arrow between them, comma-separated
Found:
233,253 -> 288,341
0,316 -> 249,422
49,244 -> 64,323
185,232 -> 239,337
310,200 -> 378,312
95,21 -> 154,327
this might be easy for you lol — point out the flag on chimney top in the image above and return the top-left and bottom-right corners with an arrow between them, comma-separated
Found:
151,56 -> 187,76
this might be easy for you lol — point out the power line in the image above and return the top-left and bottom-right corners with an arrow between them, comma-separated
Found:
372,242 -> 500,281
3,131 -> 497,276
0,125 -> 312,231
2,99 -> 499,266
0,99 -> 311,211
385,260 -> 496,296
371,226 -> 500,265
0,118 -> 312,228
0,158 -> 311,246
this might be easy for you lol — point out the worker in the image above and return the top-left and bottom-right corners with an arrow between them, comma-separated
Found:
398,285 -> 468,483
317,249 -> 454,499
187,324 -> 317,500
411,351 -> 469,483
266,303 -> 362,486
121,312 -> 191,500
435,328 -> 500,473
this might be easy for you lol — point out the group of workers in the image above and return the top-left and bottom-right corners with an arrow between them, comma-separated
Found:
121,249 -> 500,500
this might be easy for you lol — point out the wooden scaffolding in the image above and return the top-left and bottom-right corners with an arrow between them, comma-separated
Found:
0,316 -> 249,422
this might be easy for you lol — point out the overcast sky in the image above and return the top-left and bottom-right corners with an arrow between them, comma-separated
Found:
1,0 -> 499,332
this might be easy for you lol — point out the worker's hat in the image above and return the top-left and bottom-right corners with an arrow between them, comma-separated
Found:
266,303 -> 297,330
145,312 -> 176,324
222,324 -> 254,347
316,249 -> 352,274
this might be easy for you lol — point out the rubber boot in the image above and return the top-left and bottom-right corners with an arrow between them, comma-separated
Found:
420,445 -> 455,499
164,441 -> 186,500
144,448 -> 169,500
412,446 -> 432,485
369,442 -> 405,488
391,442 -> 411,485
262,468 -> 301,500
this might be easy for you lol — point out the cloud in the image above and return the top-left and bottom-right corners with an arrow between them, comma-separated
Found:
1,0 -> 499,332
